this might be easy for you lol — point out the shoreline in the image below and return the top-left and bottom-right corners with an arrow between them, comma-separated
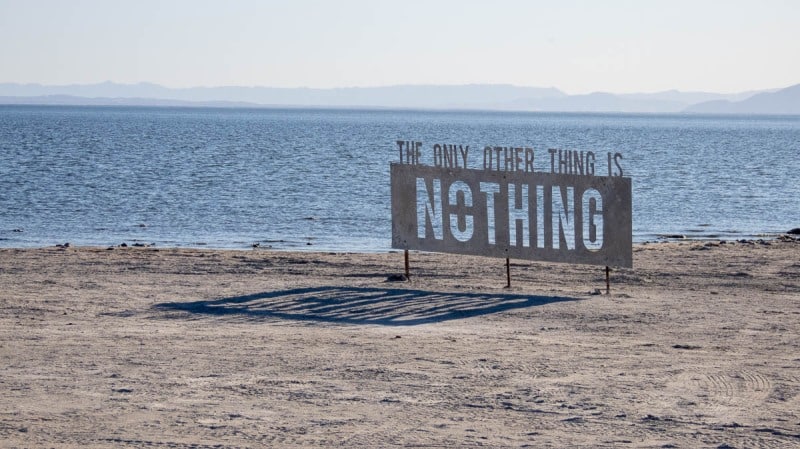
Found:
2,239 -> 799,447
1,229 -> 797,254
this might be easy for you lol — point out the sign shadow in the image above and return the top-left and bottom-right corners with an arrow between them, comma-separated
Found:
154,286 -> 580,326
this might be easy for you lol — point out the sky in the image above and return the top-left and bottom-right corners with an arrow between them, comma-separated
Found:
1,0 -> 798,94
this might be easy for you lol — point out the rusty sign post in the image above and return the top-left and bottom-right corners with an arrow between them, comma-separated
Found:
391,141 -> 632,287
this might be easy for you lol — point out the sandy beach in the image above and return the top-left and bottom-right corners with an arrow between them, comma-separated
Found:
1,238 -> 799,448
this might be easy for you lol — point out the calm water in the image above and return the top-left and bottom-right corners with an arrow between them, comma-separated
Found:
1,105 -> 798,251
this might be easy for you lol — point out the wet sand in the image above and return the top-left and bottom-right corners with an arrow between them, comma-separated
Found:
1,238 -> 799,448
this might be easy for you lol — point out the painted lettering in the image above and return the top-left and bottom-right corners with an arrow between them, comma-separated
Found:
448,180 -> 474,242
552,185 -> 575,250
508,184 -> 530,247
480,182 -> 500,245
582,188 -> 603,251
416,178 -> 443,239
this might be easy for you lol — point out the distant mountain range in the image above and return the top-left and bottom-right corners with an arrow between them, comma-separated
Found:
683,84 -> 800,114
1,81 -> 798,114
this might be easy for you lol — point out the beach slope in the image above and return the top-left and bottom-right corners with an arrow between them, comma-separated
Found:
1,239 -> 799,448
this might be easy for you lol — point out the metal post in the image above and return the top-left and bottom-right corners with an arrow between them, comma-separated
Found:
506,257 -> 511,288
404,249 -> 410,280
605,266 -> 611,295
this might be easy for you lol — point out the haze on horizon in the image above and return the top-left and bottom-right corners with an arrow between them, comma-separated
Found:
1,0 -> 798,95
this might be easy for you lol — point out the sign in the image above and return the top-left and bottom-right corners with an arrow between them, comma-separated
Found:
391,142 -> 632,268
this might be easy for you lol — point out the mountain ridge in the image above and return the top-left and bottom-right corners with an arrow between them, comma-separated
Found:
684,84 -> 800,114
0,81 -> 796,114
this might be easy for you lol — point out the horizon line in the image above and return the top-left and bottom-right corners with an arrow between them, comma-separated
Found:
1,80 -> 791,96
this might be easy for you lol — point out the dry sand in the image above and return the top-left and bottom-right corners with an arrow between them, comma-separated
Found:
1,238 -> 799,448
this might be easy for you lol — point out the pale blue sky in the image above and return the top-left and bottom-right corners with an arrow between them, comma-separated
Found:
1,0 -> 798,94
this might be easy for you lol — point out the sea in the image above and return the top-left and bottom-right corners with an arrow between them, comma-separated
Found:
1,105 -> 798,251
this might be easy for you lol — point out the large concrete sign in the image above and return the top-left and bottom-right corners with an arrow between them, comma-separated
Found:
391,143 -> 632,267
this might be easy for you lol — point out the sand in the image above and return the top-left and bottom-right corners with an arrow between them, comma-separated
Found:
1,238 -> 799,448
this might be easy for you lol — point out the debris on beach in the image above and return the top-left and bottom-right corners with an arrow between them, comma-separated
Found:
385,274 -> 408,282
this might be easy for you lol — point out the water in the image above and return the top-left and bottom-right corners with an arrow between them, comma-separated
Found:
1,105 -> 798,251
